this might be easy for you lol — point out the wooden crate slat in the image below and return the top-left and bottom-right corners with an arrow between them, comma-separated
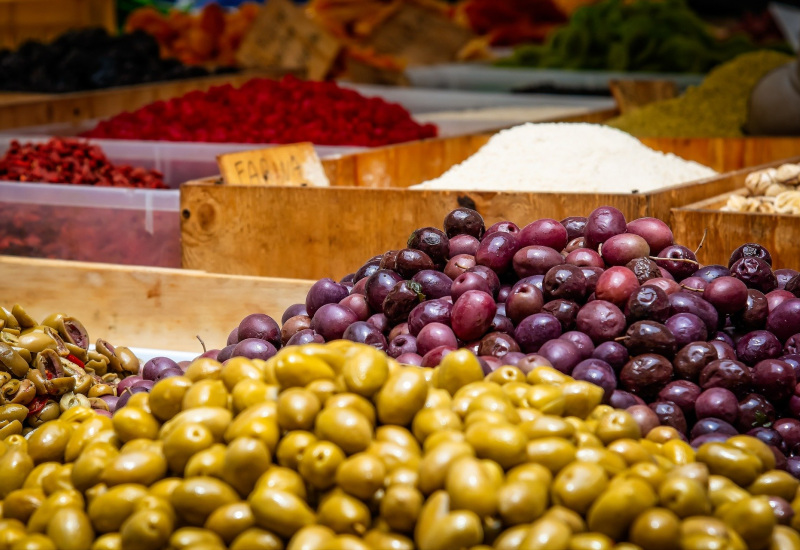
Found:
0,256 -> 314,351
0,0 -> 116,49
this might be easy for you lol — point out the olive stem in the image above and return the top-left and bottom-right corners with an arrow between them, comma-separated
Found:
680,284 -> 704,292
648,256 -> 700,266
614,336 -> 630,342
196,335 -> 207,353
694,229 -> 708,256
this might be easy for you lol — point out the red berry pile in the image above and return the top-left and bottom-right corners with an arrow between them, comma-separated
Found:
81,77 -> 438,146
0,138 -> 166,189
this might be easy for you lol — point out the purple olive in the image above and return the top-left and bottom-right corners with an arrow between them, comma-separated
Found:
396,352 -> 423,366
693,265 -> 732,283
538,339 -> 582,374
444,207 -> 485,239
154,367 -> 184,382
513,245 -> 564,278
767,299 -> 800,342
449,235 -> 481,257
416,323 -> 458,357
421,345 -> 456,368
753,358 -> 797,403
730,257 -> 777,294
561,216 -> 587,241
541,300 -> 580,332
408,299 -> 452,336
695,388 -> 739,424
450,290 -> 497,342
776,269 -> 800,290
736,330 -> 783,365
311,304 -> 359,342
572,359 -> 617,401
281,303 -> 308,324
592,341 -> 629,372
658,380 -> 701,416
514,313 -> 562,354
305,279 -> 350,318
576,300 -> 627,344
141,357 -> 180,381
626,217 -> 673,254
610,390 -> 644,409
287,329 -> 325,346
585,206 -> 627,250
519,218 -> 568,251
232,338 -> 278,361
412,270 -> 453,300
655,245 -> 698,281
366,313 -> 390,335
342,321 -> 388,351
387,334 -> 417,358
620,353 -> 673,399
476,232 -> 520,275
729,243 -> 773,268
665,313 -> 708,349
365,270 -> 404,313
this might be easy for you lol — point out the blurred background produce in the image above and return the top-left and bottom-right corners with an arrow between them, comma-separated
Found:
607,50 -> 793,136
0,27 -> 231,93
496,0 -> 787,74
124,2 -> 261,66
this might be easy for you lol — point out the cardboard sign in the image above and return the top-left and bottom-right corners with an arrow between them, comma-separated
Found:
365,3 -> 476,66
236,0 -> 342,81
217,143 -> 330,187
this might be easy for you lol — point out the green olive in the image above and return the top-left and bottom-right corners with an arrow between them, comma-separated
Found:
0,446 -> 34,498
568,532 -> 614,550
223,437 -> 271,496
64,417 -> 113,463
335,452 -> 386,500
10,533 -> 57,550
770,525 -> 800,550
748,470 -> 800,501
575,448 -> 628,477
0,342 -> 33,378
437,349 -> 484,396
162,422 -> 215,474
727,435 -> 775,471
657,476 -> 711,518
184,444 -> 226,479
231,380 -> 277,415
3,488 -> 45,524
27,420 -> 72,465
628,508 -> 680,550
149,377 -> 193,422
412,407 -> 463,443
46,507 -> 94,550
696,442 -> 763,487
362,529 -> 414,550
41,463 -> 74,495
586,479 -> 656,540
418,441 -> 475,495
275,431 -> 316,471
380,483 -> 423,533
248,488 -> 315,539
204,502 -> 255,545
0,404 -> 28,425
595,410 -> 641,445
276,388 -> 321,431
285,525 -> 336,550
424,388 -> 452,410
497,479 -> 548,525
341,346 -> 389,397
519,517 -> 571,550
720,496 -> 776,550
170,477 -> 239,526
458,421 -> 523,469
298,441 -> 345,490
375,367 -> 428,426
224,403 -> 277,442
90,533 -> 121,550
317,489 -> 371,536
274,352 -> 335,388
71,445 -> 119,493
160,407 -> 232,443
87,484 -> 148,534
119,509 -> 173,550
149,478 -> 181,502
220,358 -> 263,392
304,379 -> 337,407
551,462 -> 608,515
228,528 -> 283,550
315,407 -> 372,455
168,527 -> 225,550
444,456 -> 500,518
325,394 -> 376,427
414,491 -> 482,550
525,437 -> 577,474
183,358 -> 223,382
521,415 -> 575,440
23,463 -> 60,490
507,463 -> 553,488
100,450 -> 167,487
182,379 -> 229,410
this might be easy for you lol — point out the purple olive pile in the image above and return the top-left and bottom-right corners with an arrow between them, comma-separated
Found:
202,207 -> 800,473
0,306 -> 139,431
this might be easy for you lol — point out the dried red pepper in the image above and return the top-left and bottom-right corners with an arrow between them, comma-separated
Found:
82,76 -> 438,147
0,137 -> 166,188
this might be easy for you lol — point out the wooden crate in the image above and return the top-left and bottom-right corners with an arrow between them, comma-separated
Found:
671,157 -> 800,271
0,256 -> 314,352
0,0 -> 116,50
0,71 -> 288,130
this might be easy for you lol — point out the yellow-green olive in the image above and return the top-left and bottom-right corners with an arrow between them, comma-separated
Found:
170,477 -> 239,526
162,422 -> 215,474
277,388 -> 321,431
248,488 -> 315,539
275,430 -> 316,471
223,437 -> 271,497
87,484 -> 149,533
149,377 -> 193,422
119,509 -> 173,550
204,502 -> 255,545
46,507 -> 94,550
229,527 -> 283,550
335,453 -> 386,500
315,407 -> 373,455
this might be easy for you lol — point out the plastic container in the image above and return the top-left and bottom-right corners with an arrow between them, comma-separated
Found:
0,135 -> 365,268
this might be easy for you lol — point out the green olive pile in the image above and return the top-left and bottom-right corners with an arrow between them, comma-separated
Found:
1,341 -> 800,550
0,305 -> 139,436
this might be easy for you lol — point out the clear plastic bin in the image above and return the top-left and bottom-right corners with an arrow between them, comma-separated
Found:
0,182 -> 181,267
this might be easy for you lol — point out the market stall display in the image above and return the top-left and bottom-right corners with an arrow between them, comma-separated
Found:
497,0 -> 769,74
124,2 -> 260,66
672,157 -> 800,271
608,51 -> 795,137
0,0 -> 116,50
0,28 -> 235,94
410,123 -> 716,193
82,77 -> 437,146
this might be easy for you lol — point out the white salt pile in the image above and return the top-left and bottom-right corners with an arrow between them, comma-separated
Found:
411,123 -> 717,193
